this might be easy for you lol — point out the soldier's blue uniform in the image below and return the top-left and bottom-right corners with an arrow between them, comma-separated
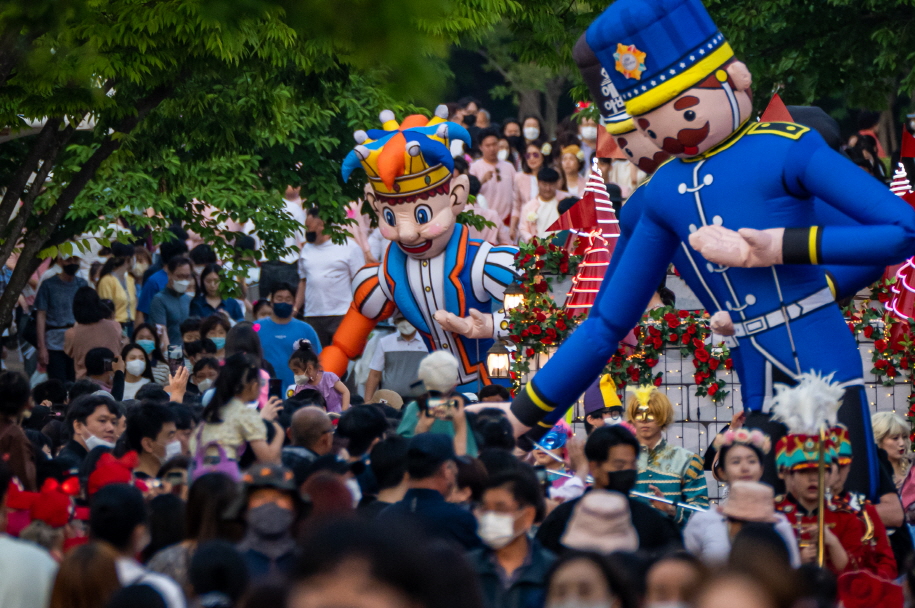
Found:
515,120 -> 915,499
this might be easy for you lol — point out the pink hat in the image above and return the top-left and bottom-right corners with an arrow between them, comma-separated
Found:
561,490 -> 639,554
717,481 -> 778,523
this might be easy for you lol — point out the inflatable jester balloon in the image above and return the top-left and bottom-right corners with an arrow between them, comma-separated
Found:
319,106 -> 520,392
509,0 -> 915,499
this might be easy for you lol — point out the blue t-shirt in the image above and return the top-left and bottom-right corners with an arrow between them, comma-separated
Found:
137,269 -> 169,315
257,317 -> 322,387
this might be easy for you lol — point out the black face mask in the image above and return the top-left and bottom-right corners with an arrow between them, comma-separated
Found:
305,231 -> 317,243
604,469 -> 638,495
463,113 -> 477,127
62,263 -> 80,276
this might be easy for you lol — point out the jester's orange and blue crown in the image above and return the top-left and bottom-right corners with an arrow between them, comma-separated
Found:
770,373 -> 844,473
586,0 -> 733,116
831,425 -> 853,466
341,105 -> 471,204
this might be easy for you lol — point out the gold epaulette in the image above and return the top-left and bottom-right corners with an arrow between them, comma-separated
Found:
746,121 -> 810,140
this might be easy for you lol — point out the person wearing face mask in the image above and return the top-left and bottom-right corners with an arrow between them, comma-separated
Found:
468,468 -> 555,608
684,430 -> 800,567
236,463 -> 301,580
469,128 -> 517,231
536,425 -> 682,556
578,116 -> 599,170
121,343 -> 153,400
190,265 -> 244,323
125,403 -> 180,480
89,484 -> 185,608
364,312 -> 429,402
294,207 -> 366,348
522,115 -> 544,144
545,551 -> 637,608
35,252 -> 88,382
56,394 -> 121,475
199,314 -> 231,361
518,168 -> 568,243
582,375 -> 626,434
96,242 -> 139,333
148,257 -> 194,346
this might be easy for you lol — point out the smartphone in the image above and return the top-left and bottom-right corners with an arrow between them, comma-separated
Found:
103,358 -> 113,372
268,378 -> 283,400
167,345 -> 183,374
427,396 -> 460,420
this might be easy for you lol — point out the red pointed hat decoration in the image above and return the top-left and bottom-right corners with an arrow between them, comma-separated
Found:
88,451 -> 139,496
759,93 -> 793,123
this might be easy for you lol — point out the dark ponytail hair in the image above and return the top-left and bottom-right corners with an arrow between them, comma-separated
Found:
288,340 -> 319,370
202,353 -> 260,423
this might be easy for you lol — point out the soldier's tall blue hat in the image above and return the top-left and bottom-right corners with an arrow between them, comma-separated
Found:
586,0 -> 734,116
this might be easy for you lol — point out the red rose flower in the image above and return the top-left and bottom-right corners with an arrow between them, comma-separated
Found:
695,374 -> 705,385
888,366 -> 897,378
863,325 -> 874,339
556,319 -> 567,331
509,334 -> 522,343
645,358 -> 658,368
725,358 -> 733,370
525,347 -> 535,358
535,260 -> 545,270
695,348 -> 710,362
687,325 -> 697,335
678,310 -> 689,318
559,262 -> 569,274
529,325 -> 542,335
546,328 -> 557,338
878,292 -> 890,303
681,333 -> 691,344
692,359 -> 701,368
650,337 -> 662,348
534,282 -> 549,294
648,326 -> 661,337
541,336 -> 554,345
536,311 -> 547,322
693,338 -> 704,349
902,357 -> 910,370
709,358 -> 720,371
707,383 -> 719,396
667,318 -> 680,329
535,245 -> 546,256
875,359 -> 888,370
654,376 -> 663,387
668,334 -> 679,343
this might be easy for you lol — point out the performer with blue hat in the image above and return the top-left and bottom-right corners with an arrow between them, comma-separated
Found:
509,0 -> 915,499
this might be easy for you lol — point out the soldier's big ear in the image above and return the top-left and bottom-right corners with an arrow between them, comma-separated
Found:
726,61 -> 752,92
365,190 -> 380,215
450,173 -> 470,214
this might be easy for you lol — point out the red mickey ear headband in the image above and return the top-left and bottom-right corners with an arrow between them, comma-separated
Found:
6,480 -> 38,511
88,451 -> 140,495
30,478 -> 79,528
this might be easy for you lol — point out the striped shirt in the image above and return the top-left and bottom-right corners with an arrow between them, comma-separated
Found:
634,438 -> 709,526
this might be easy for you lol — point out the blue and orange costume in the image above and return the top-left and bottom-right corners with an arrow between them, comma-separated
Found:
510,0 -> 915,499
321,107 -> 519,392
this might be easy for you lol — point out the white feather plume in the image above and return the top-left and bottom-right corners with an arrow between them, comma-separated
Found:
770,372 -> 844,434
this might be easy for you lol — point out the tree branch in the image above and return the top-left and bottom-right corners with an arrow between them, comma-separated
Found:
0,118 -> 63,233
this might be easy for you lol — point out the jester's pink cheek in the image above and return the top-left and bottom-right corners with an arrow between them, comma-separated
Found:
422,223 -> 446,237
379,225 -> 398,240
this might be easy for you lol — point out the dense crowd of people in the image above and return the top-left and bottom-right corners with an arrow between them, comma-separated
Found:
0,96 -> 914,608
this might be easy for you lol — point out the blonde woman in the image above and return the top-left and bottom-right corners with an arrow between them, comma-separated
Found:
626,385 -> 709,526
872,412 -> 911,489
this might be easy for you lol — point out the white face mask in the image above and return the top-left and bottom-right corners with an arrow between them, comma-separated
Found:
294,374 -> 311,386
477,511 -> 521,549
523,126 -> 540,141
193,265 -> 206,277
497,149 -> 510,162
197,378 -> 214,393
126,359 -> 146,377
396,320 -> 415,336
580,126 -> 598,141
86,434 -> 115,451
163,440 -> 182,462
345,478 -> 362,508
172,279 -> 191,293
603,414 -> 624,426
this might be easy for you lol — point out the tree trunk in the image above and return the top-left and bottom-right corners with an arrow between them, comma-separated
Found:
0,84 -> 173,331
543,74 -> 568,140
517,89 -> 542,127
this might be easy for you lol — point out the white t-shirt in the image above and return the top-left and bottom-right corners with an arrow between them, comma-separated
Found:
123,377 -> 151,400
279,198 -> 307,264
297,238 -> 365,316
369,331 -> 429,372
0,535 -> 58,608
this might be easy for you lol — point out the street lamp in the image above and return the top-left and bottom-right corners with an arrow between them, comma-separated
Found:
502,283 -> 525,312
486,341 -> 511,379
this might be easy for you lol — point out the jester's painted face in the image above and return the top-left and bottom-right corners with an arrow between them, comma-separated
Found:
612,129 -> 670,175
633,62 -> 753,159
368,174 -> 470,260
